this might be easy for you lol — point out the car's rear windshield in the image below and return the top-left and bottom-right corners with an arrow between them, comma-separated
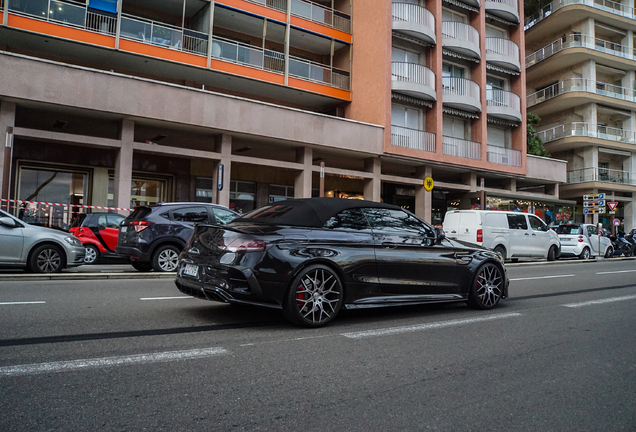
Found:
70,213 -> 87,228
127,206 -> 153,221
555,225 -> 581,235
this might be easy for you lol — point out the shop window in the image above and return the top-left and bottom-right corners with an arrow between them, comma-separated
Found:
108,176 -> 168,208
269,185 -> 295,203
230,180 -> 256,214
195,177 -> 214,202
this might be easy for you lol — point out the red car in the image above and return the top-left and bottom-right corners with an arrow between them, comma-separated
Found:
69,213 -> 126,264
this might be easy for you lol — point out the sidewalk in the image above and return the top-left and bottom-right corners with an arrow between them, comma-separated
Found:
0,264 -> 175,281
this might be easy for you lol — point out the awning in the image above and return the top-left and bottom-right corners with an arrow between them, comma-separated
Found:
392,32 -> 433,48
485,12 -> 518,26
487,116 -> 520,127
392,93 -> 434,108
443,49 -> 480,63
486,63 -> 520,76
443,0 -> 480,13
443,107 -> 480,119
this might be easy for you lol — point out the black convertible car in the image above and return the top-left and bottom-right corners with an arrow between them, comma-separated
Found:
175,198 -> 508,327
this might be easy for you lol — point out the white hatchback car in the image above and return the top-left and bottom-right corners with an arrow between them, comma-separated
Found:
553,224 -> 612,259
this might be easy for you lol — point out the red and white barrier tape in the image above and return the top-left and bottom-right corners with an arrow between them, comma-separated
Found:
0,198 -> 132,212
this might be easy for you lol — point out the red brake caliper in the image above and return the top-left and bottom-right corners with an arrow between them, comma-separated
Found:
297,284 -> 305,309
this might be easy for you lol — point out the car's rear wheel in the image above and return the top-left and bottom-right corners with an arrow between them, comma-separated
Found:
283,264 -> 343,328
579,247 -> 591,260
547,245 -> 557,262
605,246 -> 613,258
467,263 -> 503,310
152,245 -> 180,272
623,246 -> 633,258
131,261 -> 153,272
29,244 -> 65,273
84,244 -> 99,264
493,245 -> 506,261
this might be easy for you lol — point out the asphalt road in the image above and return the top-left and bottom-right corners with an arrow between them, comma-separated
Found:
1,259 -> 635,431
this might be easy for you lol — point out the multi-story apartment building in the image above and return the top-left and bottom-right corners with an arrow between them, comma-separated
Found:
0,0 -> 566,231
525,0 -> 636,229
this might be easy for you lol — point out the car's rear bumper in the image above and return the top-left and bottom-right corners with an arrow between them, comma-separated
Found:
115,246 -> 150,261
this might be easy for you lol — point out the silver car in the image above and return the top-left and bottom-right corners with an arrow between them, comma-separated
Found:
0,209 -> 86,273
554,223 -> 612,259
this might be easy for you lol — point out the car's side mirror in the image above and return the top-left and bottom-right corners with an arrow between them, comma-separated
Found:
0,216 -> 17,228
435,227 -> 445,244
98,225 -> 106,230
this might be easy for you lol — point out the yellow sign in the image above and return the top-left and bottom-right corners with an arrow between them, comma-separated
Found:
424,177 -> 434,192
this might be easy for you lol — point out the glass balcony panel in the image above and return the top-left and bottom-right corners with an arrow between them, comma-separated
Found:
120,16 -> 152,42
48,0 -> 86,27
8,0 -> 49,18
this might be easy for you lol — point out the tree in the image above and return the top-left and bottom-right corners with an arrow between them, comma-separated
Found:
527,113 -> 550,157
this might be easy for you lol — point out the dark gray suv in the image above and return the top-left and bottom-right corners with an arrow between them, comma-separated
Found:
115,203 -> 239,272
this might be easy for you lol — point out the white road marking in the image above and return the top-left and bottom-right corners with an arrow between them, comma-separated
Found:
341,312 -> 522,339
510,274 -> 575,281
0,301 -> 46,305
562,294 -> 636,308
139,296 -> 194,301
596,269 -> 636,275
0,347 -> 229,377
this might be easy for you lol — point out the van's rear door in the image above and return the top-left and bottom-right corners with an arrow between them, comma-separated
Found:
442,211 -> 461,239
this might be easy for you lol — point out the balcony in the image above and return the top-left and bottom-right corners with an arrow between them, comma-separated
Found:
525,0 -> 636,31
288,55 -> 350,90
568,167 -> 636,186
391,2 -> 435,45
527,78 -> 636,107
442,77 -> 481,112
442,136 -> 481,160
485,0 -> 520,23
121,14 -> 208,56
526,34 -> 629,68
442,21 -> 480,60
456,0 -> 481,7
487,145 -> 521,167
538,123 -> 636,144
290,0 -> 351,33
391,126 -> 436,152
486,38 -> 520,72
391,62 -> 436,101
486,89 -> 522,122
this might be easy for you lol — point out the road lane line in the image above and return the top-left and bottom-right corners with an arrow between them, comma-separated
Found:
139,296 -> 194,301
0,347 -> 229,377
341,312 -> 522,339
562,294 -> 636,308
510,275 -> 575,281
596,270 -> 636,275
0,301 -> 46,305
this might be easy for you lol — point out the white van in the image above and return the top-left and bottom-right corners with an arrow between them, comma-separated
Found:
442,210 -> 561,261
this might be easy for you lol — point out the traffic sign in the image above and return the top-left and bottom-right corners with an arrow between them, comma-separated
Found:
607,202 -> 618,211
583,200 -> 605,207
583,207 -> 606,214
613,218 -> 621,227
583,193 -> 605,200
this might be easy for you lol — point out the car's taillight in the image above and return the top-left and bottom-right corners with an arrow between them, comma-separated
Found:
224,238 -> 266,252
476,229 -> 483,243
578,235 -> 584,242
131,220 -> 154,233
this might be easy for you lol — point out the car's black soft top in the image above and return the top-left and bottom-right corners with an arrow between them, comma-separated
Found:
231,198 -> 401,228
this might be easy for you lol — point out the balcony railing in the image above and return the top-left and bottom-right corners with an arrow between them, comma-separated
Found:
245,0 -> 287,13
537,123 -> 636,144
526,34 -> 629,67
391,62 -> 435,88
486,37 -> 520,58
392,2 -> 435,31
289,55 -> 350,90
487,145 -> 521,167
391,126 -> 436,152
212,36 -> 284,72
527,78 -> 636,106
568,167 -> 636,185
441,21 -> 480,46
442,77 -> 480,100
525,0 -> 636,31
121,14 -> 209,56
487,89 -> 521,111
442,136 -> 481,160
290,0 -> 351,33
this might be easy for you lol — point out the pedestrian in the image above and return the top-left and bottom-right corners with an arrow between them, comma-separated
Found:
544,207 -> 553,225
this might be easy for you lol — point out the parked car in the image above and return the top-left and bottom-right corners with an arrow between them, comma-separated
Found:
554,224 -> 612,259
69,212 -> 126,264
0,209 -> 85,273
175,198 -> 509,328
442,210 -> 561,262
116,203 -> 239,272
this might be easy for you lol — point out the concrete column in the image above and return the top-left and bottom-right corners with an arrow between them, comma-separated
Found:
214,134 -> 231,208
623,70 -> 635,99
415,166 -> 432,223
581,59 -> 596,82
624,200 -> 636,231
582,103 -> 597,136
294,147 -> 313,198
545,183 -> 559,197
581,17 -> 595,38
92,167 -> 110,207
114,119 -> 133,211
363,157 -> 381,202
462,172 -> 477,192
504,178 -> 517,193
0,101 -> 16,207
623,29 -> 633,59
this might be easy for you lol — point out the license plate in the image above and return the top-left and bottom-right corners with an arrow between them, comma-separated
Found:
559,237 -> 569,241
121,226 -> 127,233
183,264 -> 199,278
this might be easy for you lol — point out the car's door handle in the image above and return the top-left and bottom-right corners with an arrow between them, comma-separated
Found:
457,256 -> 473,264
532,233 -> 537,236
381,242 -> 397,249
525,233 -> 530,236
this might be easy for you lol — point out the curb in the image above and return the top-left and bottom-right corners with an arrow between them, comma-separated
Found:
0,272 -> 176,282
506,256 -> 636,267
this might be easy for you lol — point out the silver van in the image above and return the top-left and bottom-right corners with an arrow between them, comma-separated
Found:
443,210 -> 561,261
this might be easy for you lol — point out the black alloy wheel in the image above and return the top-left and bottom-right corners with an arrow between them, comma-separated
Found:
579,247 -> 591,260
83,244 -> 100,264
131,261 -> 153,272
623,246 -> 634,258
152,245 -> 181,272
547,245 -> 557,262
467,263 -> 503,310
29,244 -> 65,273
283,264 -> 343,328
605,246 -> 613,258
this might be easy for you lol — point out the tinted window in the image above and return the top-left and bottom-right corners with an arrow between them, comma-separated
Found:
555,225 -> 581,235
172,207 -> 209,223
241,205 -> 294,220
107,214 -> 125,228
587,225 -> 597,236
213,208 -> 238,225
129,206 -> 152,220
362,208 -> 434,237
324,208 -> 370,231
507,214 -> 528,230
70,213 -> 87,228
528,215 -> 547,232
97,214 -> 108,227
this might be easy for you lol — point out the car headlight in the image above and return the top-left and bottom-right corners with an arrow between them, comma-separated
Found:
64,236 -> 82,247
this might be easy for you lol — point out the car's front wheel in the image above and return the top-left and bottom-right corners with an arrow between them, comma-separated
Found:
547,245 -> 557,262
283,265 -> 343,328
29,244 -> 65,273
467,263 -> 503,310
152,245 -> 180,272
84,244 -> 99,264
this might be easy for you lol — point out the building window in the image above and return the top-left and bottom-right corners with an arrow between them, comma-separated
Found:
107,176 -> 168,208
487,125 -> 509,148
195,177 -> 214,202
391,104 -> 422,130
230,180 -> 256,214
443,115 -> 468,140
269,185 -> 295,202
